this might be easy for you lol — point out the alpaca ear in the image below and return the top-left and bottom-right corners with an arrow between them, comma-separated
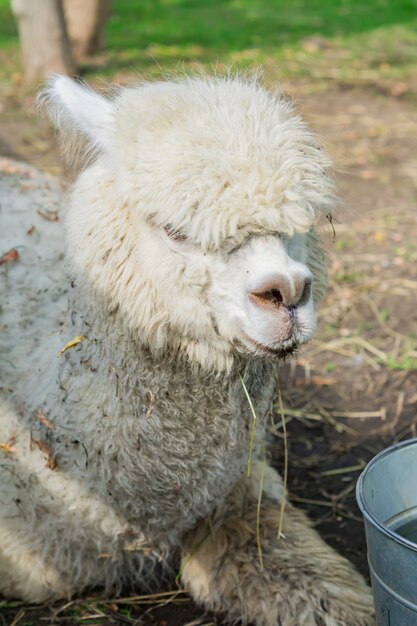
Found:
38,75 -> 114,159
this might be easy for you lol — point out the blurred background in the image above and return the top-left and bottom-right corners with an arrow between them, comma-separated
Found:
1,1 -> 417,625
1,0 -> 417,174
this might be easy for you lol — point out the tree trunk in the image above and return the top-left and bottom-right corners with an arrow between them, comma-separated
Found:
63,0 -> 111,60
11,0 -> 76,84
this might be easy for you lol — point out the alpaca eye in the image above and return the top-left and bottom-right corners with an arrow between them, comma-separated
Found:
164,225 -> 188,243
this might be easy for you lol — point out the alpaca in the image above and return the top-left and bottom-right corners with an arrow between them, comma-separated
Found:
0,75 -> 373,625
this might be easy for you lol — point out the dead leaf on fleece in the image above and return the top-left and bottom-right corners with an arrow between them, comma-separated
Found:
58,335 -> 86,356
0,435 -> 17,454
31,438 -> 57,470
37,208 -> 59,221
36,409 -> 54,430
0,249 -> 19,265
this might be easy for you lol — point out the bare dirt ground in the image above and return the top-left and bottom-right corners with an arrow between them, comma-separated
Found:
1,79 -> 417,625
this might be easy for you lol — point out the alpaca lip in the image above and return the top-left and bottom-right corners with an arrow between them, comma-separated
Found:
240,330 -> 300,358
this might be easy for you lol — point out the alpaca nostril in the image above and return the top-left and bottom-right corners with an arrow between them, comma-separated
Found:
298,278 -> 312,307
266,289 -> 283,306
254,288 -> 283,309
249,275 -> 312,310
249,287 -> 283,311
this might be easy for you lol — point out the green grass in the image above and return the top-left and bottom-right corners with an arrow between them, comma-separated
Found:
102,0 -> 417,83
1,0 -> 417,85
0,0 -> 16,47
104,0 -> 417,51
385,354 -> 417,371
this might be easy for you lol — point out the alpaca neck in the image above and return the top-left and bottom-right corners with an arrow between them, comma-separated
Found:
31,280 -> 275,541
65,279 -> 272,407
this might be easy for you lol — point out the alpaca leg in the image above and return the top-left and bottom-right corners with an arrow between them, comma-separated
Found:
181,462 -> 374,626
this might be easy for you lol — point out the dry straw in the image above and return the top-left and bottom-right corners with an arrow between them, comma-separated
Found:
239,372 -> 289,567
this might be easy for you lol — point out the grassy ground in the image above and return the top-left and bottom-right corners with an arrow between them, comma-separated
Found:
1,0 -> 417,174
1,1 -> 417,625
1,0 -> 417,87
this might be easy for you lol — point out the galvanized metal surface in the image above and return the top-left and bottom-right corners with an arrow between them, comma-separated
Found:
357,438 -> 417,625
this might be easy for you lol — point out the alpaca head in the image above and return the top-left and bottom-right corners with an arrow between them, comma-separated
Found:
41,74 -> 334,372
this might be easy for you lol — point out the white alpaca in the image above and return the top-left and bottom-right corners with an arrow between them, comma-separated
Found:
0,75 -> 373,625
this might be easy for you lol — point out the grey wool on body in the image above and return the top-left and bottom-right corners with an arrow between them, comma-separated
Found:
0,75 -> 373,625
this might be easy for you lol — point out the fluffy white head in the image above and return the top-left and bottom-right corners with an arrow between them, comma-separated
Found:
41,74 -> 333,371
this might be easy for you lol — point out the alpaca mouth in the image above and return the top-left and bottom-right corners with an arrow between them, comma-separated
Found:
239,302 -> 314,358
240,330 -> 303,359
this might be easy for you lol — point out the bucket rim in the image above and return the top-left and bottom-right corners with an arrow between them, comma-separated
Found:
356,437 -> 417,552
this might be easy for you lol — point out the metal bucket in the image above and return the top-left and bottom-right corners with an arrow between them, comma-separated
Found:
356,438 -> 417,625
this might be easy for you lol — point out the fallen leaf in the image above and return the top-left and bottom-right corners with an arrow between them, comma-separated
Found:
296,376 -> 335,387
31,438 -> 57,470
0,435 -> 17,454
37,209 -> 59,221
97,553 -> 114,559
58,335 -> 86,356
36,409 -> 54,430
0,249 -> 19,265
311,376 -> 335,385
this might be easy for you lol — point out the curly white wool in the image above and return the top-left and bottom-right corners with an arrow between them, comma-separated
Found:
0,76 -> 372,626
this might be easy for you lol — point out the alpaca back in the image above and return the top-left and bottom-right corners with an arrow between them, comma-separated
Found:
0,160 -> 67,408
